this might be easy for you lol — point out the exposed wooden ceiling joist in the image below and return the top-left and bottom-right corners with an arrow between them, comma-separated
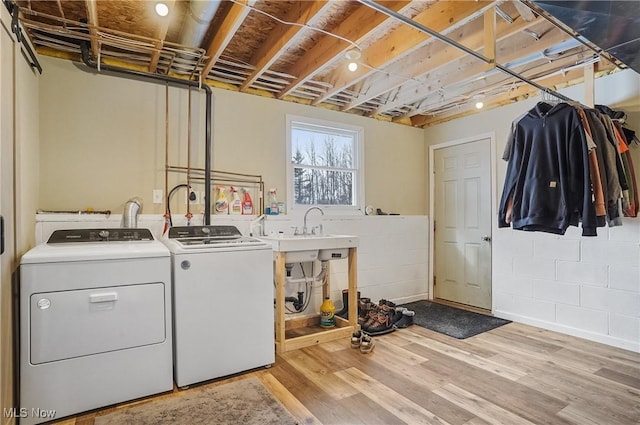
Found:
17,0 -> 629,129
414,62 -> 617,127
149,0 -> 175,73
84,0 -> 99,59
201,0 -> 255,80
313,0 -> 494,106
239,1 -> 333,91
276,0 -> 409,99
399,22 -> 575,119
362,12 -> 542,115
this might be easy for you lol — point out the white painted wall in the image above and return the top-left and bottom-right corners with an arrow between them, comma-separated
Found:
38,56 -> 426,216
1,7 -> 40,422
424,69 -> 640,352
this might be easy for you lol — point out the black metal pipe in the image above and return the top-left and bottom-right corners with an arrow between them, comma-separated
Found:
358,0 -> 575,104
79,42 -> 213,223
5,0 -> 42,74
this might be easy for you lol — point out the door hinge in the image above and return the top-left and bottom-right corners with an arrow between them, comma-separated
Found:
0,215 -> 4,255
433,276 -> 436,286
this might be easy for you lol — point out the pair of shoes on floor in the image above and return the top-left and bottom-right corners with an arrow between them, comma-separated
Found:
393,308 -> 415,328
379,299 -> 397,309
361,304 -> 397,335
351,331 -> 375,354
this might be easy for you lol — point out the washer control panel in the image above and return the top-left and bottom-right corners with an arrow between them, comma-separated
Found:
47,228 -> 154,243
168,225 -> 242,239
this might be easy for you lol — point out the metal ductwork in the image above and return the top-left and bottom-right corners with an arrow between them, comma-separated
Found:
533,1 -> 640,73
123,198 -> 142,228
179,0 -> 222,48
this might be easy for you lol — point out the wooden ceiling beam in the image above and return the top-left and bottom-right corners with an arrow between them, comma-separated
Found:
149,0 -> 175,73
84,0 -> 99,59
313,1 -> 493,106
412,62 -> 616,127
399,23 -> 571,119
343,9 -> 540,113
406,55 -> 595,126
201,0 -> 255,80
239,1 -> 333,91
373,19 -> 558,116
55,0 -> 66,26
512,0 -> 536,22
276,1 -> 409,100
484,7 -> 496,72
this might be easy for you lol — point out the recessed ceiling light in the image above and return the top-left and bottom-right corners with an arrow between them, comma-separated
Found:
473,94 -> 485,109
155,2 -> 169,17
345,48 -> 361,72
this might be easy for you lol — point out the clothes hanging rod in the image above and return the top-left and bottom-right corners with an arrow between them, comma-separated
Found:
358,0 -> 576,104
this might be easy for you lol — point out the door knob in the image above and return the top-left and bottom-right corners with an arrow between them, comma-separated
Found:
481,235 -> 491,242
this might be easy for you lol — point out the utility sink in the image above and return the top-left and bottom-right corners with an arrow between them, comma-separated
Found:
260,234 -> 359,263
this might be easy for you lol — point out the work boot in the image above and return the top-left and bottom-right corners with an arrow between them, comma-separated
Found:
358,297 -> 371,320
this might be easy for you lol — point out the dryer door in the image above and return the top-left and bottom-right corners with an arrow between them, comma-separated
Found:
30,282 -> 166,364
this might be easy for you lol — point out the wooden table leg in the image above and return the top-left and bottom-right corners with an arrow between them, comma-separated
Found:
348,247 -> 358,328
274,252 -> 286,353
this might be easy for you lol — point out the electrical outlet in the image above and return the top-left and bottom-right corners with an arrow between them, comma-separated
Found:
189,191 -> 199,205
152,189 -> 163,204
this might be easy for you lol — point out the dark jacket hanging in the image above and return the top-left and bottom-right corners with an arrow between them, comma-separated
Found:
498,102 -> 597,236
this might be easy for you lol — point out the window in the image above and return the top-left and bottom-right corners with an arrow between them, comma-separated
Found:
286,115 -> 364,213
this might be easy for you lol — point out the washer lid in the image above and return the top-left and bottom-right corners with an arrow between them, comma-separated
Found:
20,238 -> 170,264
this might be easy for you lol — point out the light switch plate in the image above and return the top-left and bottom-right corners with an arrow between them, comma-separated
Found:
152,189 -> 163,204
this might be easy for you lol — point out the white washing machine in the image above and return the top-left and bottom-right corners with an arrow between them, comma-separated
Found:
163,225 -> 274,388
19,228 -> 173,425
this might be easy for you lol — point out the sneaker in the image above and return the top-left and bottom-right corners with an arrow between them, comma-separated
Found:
360,333 -> 375,354
350,331 -> 362,349
395,310 -> 415,328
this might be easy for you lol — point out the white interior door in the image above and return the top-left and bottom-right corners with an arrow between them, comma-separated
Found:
434,138 -> 492,309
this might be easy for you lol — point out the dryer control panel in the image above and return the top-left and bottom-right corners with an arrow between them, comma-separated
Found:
48,228 -> 154,243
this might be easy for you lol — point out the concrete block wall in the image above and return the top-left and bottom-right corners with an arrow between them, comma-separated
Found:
34,214 -> 429,317
493,218 -> 640,352
265,215 -> 429,315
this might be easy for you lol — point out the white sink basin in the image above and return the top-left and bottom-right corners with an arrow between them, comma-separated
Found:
260,234 -> 359,263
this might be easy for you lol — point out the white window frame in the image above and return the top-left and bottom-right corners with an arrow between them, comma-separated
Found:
286,114 -> 365,214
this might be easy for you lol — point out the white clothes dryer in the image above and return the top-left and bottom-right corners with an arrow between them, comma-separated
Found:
19,228 -> 173,425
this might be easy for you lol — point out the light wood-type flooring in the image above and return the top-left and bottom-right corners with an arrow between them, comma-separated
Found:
54,321 -> 640,425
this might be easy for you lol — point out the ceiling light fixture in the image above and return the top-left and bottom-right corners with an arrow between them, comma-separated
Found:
473,94 -> 485,109
345,48 -> 361,72
155,2 -> 169,17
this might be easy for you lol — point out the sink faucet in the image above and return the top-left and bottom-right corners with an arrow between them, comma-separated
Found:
303,207 -> 324,235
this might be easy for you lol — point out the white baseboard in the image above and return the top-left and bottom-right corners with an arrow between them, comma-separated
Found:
390,293 -> 429,306
494,310 -> 640,353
